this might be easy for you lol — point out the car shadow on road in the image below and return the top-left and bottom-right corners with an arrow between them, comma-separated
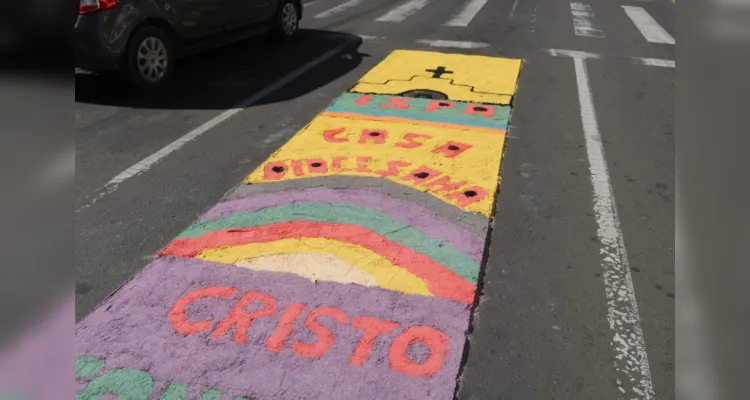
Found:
75,30 -> 364,110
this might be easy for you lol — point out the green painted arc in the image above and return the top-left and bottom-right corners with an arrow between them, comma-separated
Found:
76,369 -> 153,400
178,203 -> 480,283
75,356 -> 105,378
160,382 -> 187,400
200,389 -> 223,400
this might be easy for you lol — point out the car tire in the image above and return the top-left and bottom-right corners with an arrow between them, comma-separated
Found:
272,0 -> 300,40
122,25 -> 175,92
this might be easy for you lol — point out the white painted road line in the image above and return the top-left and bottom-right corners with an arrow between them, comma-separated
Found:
315,0 -> 364,18
510,0 -> 521,19
622,6 -> 675,44
77,40 -> 355,212
548,49 -> 602,59
358,34 -> 385,41
416,39 -> 489,49
547,48 -> 675,68
444,0 -> 488,27
571,2 -> 605,38
635,57 -> 675,68
376,0 -> 432,22
572,56 -> 655,399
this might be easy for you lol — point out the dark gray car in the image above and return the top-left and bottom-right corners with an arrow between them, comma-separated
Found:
76,0 -> 302,91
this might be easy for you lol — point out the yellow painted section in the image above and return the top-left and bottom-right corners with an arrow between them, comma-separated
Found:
244,115 -> 505,216
353,77 -> 513,105
236,253 -> 378,286
196,238 -> 433,296
351,50 -> 522,104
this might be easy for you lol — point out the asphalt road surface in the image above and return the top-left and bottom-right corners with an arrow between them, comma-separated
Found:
76,0 -> 674,398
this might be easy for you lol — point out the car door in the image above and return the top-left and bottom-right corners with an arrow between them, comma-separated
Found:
225,0 -> 278,33
172,0 -> 229,46
252,0 -> 278,22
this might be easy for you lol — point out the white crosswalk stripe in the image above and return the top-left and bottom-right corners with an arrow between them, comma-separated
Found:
311,0 -> 490,27
309,0 -> 672,47
444,0 -> 489,27
416,39 -> 489,48
622,6 -> 675,44
314,0 -> 364,19
376,0 -> 433,22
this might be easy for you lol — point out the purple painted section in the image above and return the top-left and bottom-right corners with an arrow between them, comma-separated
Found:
198,188 -> 484,263
0,294 -> 74,400
76,257 -> 471,400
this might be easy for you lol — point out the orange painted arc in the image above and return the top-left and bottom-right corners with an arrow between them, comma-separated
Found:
159,221 -> 475,304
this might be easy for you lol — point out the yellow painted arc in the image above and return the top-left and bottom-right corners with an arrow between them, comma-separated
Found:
235,253 -> 378,286
196,237 -> 432,297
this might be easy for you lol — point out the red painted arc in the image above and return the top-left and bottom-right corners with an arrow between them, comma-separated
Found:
160,221 -> 475,304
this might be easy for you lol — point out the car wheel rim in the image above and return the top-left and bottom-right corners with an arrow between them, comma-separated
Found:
137,37 -> 168,83
281,3 -> 298,36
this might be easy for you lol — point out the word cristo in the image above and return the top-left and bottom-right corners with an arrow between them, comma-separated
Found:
169,287 -> 451,378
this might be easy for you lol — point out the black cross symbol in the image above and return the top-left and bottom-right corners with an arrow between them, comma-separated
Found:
425,66 -> 454,79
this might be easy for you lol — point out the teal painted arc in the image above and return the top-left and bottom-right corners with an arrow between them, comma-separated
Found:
75,356 -> 105,378
177,202 -> 480,283
326,93 -> 510,130
76,369 -> 154,400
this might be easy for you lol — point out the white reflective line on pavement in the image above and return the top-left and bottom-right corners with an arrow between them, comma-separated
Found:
510,0 -> 521,18
622,6 -> 675,44
77,40 -> 354,212
415,39 -> 489,48
573,56 -> 655,399
635,57 -> 676,68
547,49 -> 602,59
444,0 -> 488,27
358,34 -> 385,41
571,2 -> 605,37
315,0 -> 364,18
376,0 -> 432,22
547,48 -> 675,68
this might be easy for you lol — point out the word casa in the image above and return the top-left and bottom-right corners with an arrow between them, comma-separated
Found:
261,155 -> 488,208
322,127 -> 474,156
352,94 -> 499,119
169,287 -> 450,378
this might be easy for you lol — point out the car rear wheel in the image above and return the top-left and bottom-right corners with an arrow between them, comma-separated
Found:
123,26 -> 175,91
272,0 -> 300,40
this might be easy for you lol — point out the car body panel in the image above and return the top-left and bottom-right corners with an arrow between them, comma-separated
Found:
75,0 -> 299,72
